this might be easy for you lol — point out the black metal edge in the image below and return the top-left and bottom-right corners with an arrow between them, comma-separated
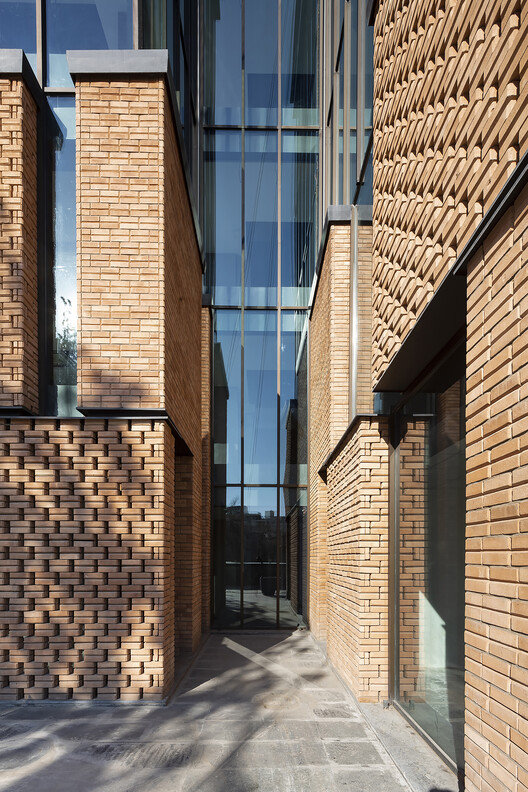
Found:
453,148 -> 528,276
309,206 -> 353,320
374,273 -> 466,392
0,407 -> 34,417
0,49 -> 44,107
66,49 -> 205,275
318,412 -> 384,481
366,0 -> 378,26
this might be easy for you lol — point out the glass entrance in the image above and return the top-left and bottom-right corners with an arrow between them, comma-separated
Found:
392,343 -> 465,769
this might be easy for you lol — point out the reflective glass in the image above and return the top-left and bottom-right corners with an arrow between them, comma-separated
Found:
280,312 -> 308,486
245,131 -> 278,307
364,22 -> 374,127
0,0 -> 37,74
213,487 -> 241,627
48,97 -> 79,416
357,141 -> 372,204
213,311 -> 242,485
280,488 -> 307,624
46,0 -> 133,87
141,0 -> 165,49
396,352 -> 465,767
204,0 -> 241,125
338,129 -> 343,203
245,0 -> 278,125
281,0 -> 318,126
349,0 -> 357,128
349,130 -> 357,200
204,131 -> 242,305
243,487 -> 278,627
281,132 -> 318,307
244,311 -> 277,485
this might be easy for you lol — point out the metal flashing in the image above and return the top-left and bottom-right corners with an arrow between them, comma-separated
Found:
0,49 -> 44,106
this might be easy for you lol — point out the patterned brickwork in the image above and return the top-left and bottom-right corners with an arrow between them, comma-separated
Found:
0,79 -> 38,413
325,418 -> 390,702
0,419 -> 176,702
372,0 -> 528,385
465,183 -> 528,792
309,224 -> 351,638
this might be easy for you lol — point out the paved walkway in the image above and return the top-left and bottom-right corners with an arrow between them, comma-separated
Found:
0,631 -> 456,791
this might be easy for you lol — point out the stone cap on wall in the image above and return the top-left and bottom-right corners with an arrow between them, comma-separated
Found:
67,48 -> 204,272
0,49 -> 43,106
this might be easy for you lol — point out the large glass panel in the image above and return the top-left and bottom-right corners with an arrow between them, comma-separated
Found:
349,130 -> 357,200
364,22 -> 374,128
281,132 -> 318,307
245,0 -> 278,125
204,131 -> 242,305
46,0 -> 133,87
244,311 -> 277,485
356,142 -> 372,204
48,97 -> 79,416
213,311 -> 242,485
280,488 -> 307,626
281,0 -> 318,126
0,0 -> 37,74
396,349 -> 465,768
349,0 -> 357,128
245,131 -> 278,307
243,487 -> 278,628
280,312 -> 308,486
213,487 -> 242,627
203,0 -> 241,125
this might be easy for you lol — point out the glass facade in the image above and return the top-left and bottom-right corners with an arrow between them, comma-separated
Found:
205,0 -> 317,628
392,344 -> 465,768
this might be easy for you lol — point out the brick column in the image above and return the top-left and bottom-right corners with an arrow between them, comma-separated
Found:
0,53 -> 40,414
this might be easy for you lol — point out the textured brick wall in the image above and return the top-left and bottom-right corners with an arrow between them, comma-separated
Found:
201,308 -> 211,632
0,79 -> 38,413
372,0 -> 528,385
465,183 -> 528,792
355,224 -> 374,414
325,418 -> 390,702
309,224 -> 351,639
0,419 -> 176,702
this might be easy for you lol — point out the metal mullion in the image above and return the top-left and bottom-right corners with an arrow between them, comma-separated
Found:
357,0 -> 366,184
240,0 -> 245,629
276,0 -> 282,630
133,0 -> 139,49
36,0 -> 44,86
343,0 -> 351,203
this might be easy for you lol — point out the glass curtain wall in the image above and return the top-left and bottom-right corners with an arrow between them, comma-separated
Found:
392,343 -> 465,769
204,0 -> 317,628
320,0 -> 372,217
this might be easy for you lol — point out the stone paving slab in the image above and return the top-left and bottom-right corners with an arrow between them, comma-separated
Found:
0,631 -> 456,792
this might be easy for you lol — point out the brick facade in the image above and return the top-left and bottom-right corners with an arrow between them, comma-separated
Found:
0,78 -> 38,414
372,0 -> 528,386
326,418 -> 390,702
465,183 -> 528,792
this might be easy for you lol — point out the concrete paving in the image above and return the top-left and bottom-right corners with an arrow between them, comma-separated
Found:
0,631 -> 458,792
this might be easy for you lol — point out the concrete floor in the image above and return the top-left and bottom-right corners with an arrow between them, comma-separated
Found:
0,631 -> 458,792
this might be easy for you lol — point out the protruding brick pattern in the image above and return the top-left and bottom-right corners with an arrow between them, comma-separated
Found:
372,0 -> 528,385
0,78 -> 38,413
0,419 -> 176,702
465,183 -> 528,792
309,224 -> 351,639
325,418 -> 390,702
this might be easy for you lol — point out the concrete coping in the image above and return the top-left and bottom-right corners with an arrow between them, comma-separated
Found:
0,49 -> 43,107
66,48 -> 204,273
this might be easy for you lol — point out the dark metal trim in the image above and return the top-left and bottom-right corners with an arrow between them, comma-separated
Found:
77,408 -> 192,455
453,148 -> 528,276
318,412 -> 384,481
66,48 -> 205,274
366,0 -> 378,26
0,407 -> 34,417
